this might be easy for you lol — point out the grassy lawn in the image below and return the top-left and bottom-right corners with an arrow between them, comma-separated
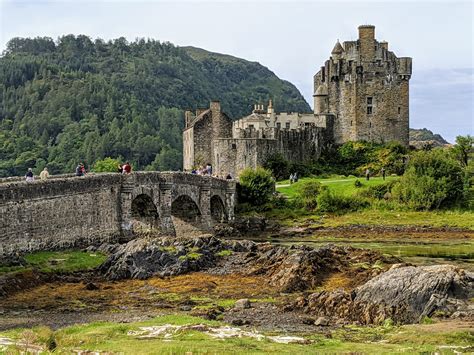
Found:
271,176 -> 474,230
0,250 -> 107,274
276,175 -> 397,198
2,314 -> 472,354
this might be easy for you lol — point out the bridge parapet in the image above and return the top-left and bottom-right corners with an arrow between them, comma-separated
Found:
0,172 -> 236,257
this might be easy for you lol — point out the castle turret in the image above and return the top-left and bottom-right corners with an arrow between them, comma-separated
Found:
313,84 -> 328,114
358,25 -> 375,62
331,40 -> 344,60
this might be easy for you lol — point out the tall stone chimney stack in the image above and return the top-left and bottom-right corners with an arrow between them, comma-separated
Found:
358,25 -> 375,62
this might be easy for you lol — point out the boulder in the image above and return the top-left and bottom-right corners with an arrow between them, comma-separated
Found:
302,265 -> 474,324
234,299 -> 251,309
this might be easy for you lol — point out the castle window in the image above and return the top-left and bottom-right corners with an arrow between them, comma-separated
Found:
350,121 -> 353,126
231,143 -> 236,150
285,122 -> 291,129
367,97 -> 373,115
248,124 -> 254,129
276,122 -> 281,129
398,107 -> 401,114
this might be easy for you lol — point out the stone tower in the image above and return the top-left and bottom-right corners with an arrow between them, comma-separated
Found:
313,25 -> 412,145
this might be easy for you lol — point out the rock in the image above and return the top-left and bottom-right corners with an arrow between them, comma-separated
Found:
84,282 -> 99,291
301,265 -> 474,325
180,305 -> 192,311
234,299 -> 251,309
314,316 -> 329,326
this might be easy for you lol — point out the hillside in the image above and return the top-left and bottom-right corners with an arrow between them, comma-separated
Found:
0,36 -> 310,176
409,128 -> 450,148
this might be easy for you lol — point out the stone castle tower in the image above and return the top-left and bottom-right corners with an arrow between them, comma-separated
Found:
313,25 -> 412,145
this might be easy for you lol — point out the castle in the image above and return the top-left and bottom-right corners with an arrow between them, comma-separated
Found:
183,25 -> 412,177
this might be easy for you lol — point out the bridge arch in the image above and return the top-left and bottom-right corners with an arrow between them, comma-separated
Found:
131,193 -> 160,231
210,195 -> 226,223
171,194 -> 204,236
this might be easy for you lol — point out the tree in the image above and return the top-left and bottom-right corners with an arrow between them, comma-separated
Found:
238,167 -> 275,206
263,153 -> 289,180
392,149 -> 464,210
92,157 -> 121,173
452,135 -> 473,167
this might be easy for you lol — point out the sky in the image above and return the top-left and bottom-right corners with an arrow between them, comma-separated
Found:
1,0 -> 473,142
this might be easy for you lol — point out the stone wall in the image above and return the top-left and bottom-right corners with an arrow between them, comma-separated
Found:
0,172 -> 236,257
313,25 -> 411,146
213,123 -> 333,177
0,174 -> 123,256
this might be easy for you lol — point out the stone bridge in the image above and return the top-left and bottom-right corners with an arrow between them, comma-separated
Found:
0,172 -> 236,256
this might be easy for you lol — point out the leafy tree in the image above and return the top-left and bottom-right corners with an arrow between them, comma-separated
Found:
238,167 -> 274,206
0,35 -> 310,177
452,135 -> 473,167
263,153 -> 289,180
392,149 -> 464,210
92,157 -> 121,173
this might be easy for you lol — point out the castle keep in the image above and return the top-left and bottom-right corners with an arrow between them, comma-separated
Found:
183,25 -> 412,177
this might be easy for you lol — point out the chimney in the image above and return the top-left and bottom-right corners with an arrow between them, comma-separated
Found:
210,100 -> 221,113
358,25 -> 375,61
380,41 -> 388,50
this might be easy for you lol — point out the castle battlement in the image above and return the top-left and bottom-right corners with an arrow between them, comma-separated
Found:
183,25 -> 411,177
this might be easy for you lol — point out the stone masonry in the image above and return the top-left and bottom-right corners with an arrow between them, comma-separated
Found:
183,25 -> 411,177
313,25 -> 412,145
0,172 -> 236,257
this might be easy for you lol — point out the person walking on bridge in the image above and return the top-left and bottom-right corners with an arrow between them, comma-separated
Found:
39,167 -> 49,180
25,168 -> 34,182
122,162 -> 132,174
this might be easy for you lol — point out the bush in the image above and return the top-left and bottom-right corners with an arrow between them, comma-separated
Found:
359,180 -> 397,200
392,149 -> 464,210
316,187 -> 369,213
354,179 -> 363,188
92,157 -> 121,173
238,167 -> 275,206
296,180 -> 323,210
263,153 -> 289,180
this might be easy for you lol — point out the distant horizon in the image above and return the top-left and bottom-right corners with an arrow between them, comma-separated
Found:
1,0 -> 472,143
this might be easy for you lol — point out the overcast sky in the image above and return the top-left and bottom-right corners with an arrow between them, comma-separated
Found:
1,0 -> 473,142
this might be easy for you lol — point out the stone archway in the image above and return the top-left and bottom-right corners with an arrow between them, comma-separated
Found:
171,195 -> 203,236
131,194 -> 160,231
210,195 -> 226,223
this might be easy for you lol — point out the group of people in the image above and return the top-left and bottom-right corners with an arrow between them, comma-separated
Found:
365,167 -> 386,181
191,163 -> 213,176
25,167 -> 49,182
289,172 -> 299,184
117,162 -> 132,174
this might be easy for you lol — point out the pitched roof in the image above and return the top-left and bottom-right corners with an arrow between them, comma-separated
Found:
331,40 -> 344,54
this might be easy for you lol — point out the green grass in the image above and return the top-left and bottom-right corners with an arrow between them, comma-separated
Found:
2,314 -> 473,354
276,176 -> 397,198
22,250 -> 107,273
215,250 -> 233,257
270,176 -> 474,230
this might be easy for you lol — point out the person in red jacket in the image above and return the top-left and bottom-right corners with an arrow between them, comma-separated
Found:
122,162 -> 132,174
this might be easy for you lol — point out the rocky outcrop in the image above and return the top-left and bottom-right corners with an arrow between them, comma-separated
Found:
99,236 -> 397,292
300,264 -> 474,325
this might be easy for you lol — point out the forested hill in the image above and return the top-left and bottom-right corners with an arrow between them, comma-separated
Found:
0,35 -> 310,176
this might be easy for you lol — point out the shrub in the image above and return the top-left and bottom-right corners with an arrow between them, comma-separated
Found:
263,153 -> 289,180
354,179 -> 363,188
92,157 -> 121,173
296,180 -> 323,210
238,167 -> 275,206
392,149 -> 464,210
316,187 -> 369,213
359,180 -> 397,200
